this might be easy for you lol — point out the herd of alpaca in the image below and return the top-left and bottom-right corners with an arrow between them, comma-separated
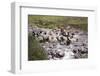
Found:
29,25 -> 88,60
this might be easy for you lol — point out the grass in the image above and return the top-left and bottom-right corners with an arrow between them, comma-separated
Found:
28,34 -> 48,60
28,15 -> 88,31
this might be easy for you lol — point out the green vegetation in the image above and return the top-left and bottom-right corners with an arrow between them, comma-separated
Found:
28,34 -> 48,60
28,15 -> 88,31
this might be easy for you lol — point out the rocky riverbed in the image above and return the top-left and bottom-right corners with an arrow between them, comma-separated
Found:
29,25 -> 88,60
